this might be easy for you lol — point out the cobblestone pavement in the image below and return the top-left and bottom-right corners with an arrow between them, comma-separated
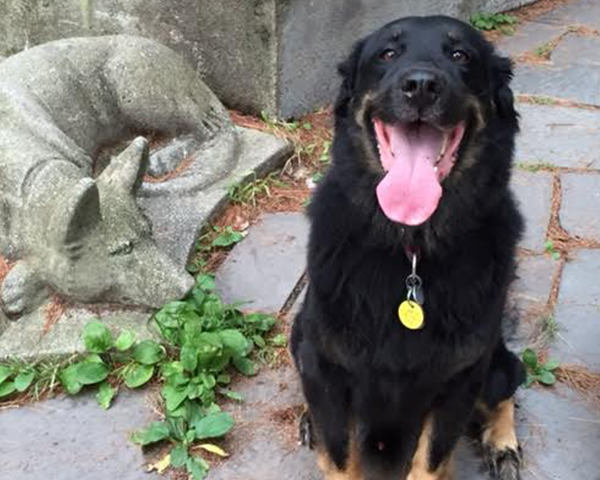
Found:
2,1 -> 600,479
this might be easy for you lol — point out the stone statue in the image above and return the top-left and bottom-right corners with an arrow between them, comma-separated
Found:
0,35 -> 239,318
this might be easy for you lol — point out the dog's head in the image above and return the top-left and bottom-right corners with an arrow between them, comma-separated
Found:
334,16 -> 517,228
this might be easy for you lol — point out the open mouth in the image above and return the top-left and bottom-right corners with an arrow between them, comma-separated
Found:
373,119 -> 466,226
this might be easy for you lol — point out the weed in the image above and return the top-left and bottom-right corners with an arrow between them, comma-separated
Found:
522,348 -> 559,387
211,226 -> 244,248
515,162 -> 556,173
259,111 -> 300,132
227,172 -> 286,206
541,314 -> 559,343
527,95 -> 557,106
0,275 -> 280,479
470,12 -> 517,33
544,239 -> 561,260
534,42 -> 554,58
320,141 -> 332,164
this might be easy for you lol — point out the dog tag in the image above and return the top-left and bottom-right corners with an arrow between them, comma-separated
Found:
398,300 -> 424,330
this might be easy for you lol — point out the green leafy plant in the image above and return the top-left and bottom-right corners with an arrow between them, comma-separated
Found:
470,12 -> 517,33
0,274 -> 278,479
544,239 -> 561,260
227,172 -> 286,206
211,226 -> 244,248
522,348 -> 559,387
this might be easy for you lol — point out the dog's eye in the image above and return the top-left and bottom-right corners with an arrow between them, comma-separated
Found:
379,49 -> 398,61
450,49 -> 470,63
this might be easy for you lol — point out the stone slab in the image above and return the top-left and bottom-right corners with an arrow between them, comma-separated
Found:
208,364 -> 320,480
552,34 -> 600,67
513,63 -> 600,106
516,386 -> 600,479
0,390 -> 160,480
551,250 -> 600,368
560,173 -> 600,240
510,170 -> 553,251
536,0 -> 600,30
496,21 -> 566,58
515,103 -> 600,169
215,213 -> 310,313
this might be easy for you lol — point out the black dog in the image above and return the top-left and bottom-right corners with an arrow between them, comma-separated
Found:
291,16 -> 525,480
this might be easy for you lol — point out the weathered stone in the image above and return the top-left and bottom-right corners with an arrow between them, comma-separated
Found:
496,21 -> 566,58
0,390 -> 161,480
515,103 -> 600,169
0,306 -> 159,361
0,0 -> 536,119
560,173 -> 600,240
551,250 -> 600,368
0,35 -> 235,318
536,0 -> 600,30
513,63 -> 600,106
146,136 -> 200,178
139,127 -> 292,268
510,170 -> 553,251
215,213 -> 309,313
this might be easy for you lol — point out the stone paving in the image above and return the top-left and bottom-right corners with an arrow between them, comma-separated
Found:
2,1 -> 600,479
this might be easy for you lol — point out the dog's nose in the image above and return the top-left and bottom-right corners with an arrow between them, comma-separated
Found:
400,70 -> 443,108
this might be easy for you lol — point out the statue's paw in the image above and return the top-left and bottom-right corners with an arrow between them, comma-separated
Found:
1,262 -> 47,318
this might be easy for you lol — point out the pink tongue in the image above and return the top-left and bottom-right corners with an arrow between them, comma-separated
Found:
375,122 -> 443,226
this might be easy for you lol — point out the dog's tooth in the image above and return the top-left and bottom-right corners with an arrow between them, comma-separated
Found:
434,166 -> 439,173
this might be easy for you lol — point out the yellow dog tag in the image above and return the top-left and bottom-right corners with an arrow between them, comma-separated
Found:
398,300 -> 424,330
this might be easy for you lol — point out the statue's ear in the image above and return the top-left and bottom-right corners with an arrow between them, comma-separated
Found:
98,136 -> 149,195
53,178 -> 101,248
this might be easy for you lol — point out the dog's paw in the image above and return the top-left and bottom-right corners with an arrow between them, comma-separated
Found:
299,409 -> 315,449
484,445 -> 522,480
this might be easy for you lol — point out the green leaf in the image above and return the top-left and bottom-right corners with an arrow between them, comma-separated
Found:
170,443 -> 189,468
59,364 -> 83,395
216,373 -> 231,385
163,384 -> 190,412
96,381 -> 116,410
196,274 -> 216,291
75,362 -> 109,385
83,321 -> 114,353
212,227 -> 244,248
0,381 -> 16,398
219,329 -> 249,357
524,373 -> 535,388
162,361 -> 184,379
522,349 -> 538,369
14,371 -> 35,392
219,389 -> 243,402
538,370 -> 557,386
131,421 -> 171,446
186,456 -> 209,480
122,363 -> 154,388
0,365 -> 13,384
271,334 -> 288,347
167,416 -> 188,441
192,412 -> 235,440
252,335 -> 266,349
233,356 -> 256,376
181,345 -> 198,373
544,359 -> 560,371
115,330 -> 136,351
132,340 -> 165,365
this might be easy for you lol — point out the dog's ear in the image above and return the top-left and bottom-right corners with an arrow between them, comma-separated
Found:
491,55 -> 517,120
335,39 -> 366,114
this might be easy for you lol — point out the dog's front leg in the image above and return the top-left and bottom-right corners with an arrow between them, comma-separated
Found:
295,342 -> 357,479
408,362 -> 487,480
